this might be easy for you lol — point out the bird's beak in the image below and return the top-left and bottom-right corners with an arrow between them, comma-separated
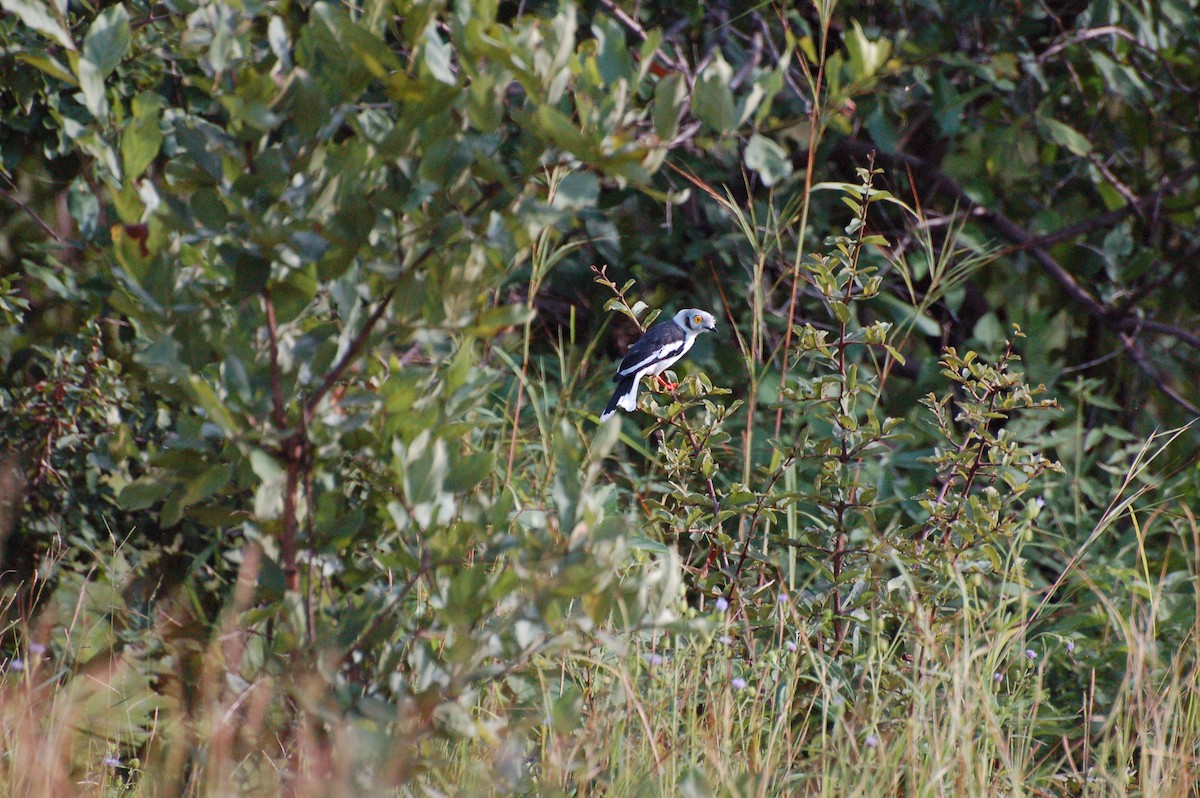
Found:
706,321 -> 717,331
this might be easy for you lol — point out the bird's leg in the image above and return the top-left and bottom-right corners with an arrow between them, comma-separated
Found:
653,374 -> 679,391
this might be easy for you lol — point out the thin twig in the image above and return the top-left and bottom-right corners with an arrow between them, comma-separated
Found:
775,11 -> 831,439
1022,165 -> 1199,250
132,12 -> 172,30
597,0 -> 686,73
281,438 -> 302,591
0,175 -> 64,243
1037,25 -> 1142,63
844,144 -> 1200,414
263,290 -> 288,429
304,284 -> 398,424
1119,333 -> 1200,417
304,183 -> 504,422
1087,153 -> 1141,215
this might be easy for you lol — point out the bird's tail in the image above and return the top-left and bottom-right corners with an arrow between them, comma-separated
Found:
600,375 -> 639,421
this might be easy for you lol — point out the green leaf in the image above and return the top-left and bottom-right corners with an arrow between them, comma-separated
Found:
466,71 -> 504,131
188,376 -> 240,435
972,312 -> 1004,346
1039,116 -> 1092,156
15,51 -> 77,84
1088,51 -> 1151,105
313,1 -> 400,79
268,16 -> 292,70
591,14 -> 634,84
884,344 -> 907,366
552,171 -> 599,211
693,53 -> 736,134
219,245 -> 271,295
271,265 -> 318,323
845,20 -> 891,82
119,476 -> 174,510
250,449 -> 286,521
83,5 -> 130,76
192,187 -> 229,229
77,4 -> 131,118
121,93 -> 164,179
179,464 -> 235,508
468,304 -> 534,337
444,452 -> 494,492
653,72 -> 687,141
422,22 -> 456,84
0,0 -> 75,50
743,134 -> 793,187
628,536 -> 670,555
530,106 -> 592,157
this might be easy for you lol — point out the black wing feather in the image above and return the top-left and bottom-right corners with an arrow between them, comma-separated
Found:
613,320 -> 686,380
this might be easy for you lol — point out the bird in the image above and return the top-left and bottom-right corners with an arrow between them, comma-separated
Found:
600,308 -> 717,421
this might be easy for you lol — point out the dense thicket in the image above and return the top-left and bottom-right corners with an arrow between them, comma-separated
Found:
1,0 -> 1197,794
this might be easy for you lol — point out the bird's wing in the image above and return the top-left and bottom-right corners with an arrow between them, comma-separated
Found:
614,322 -> 686,379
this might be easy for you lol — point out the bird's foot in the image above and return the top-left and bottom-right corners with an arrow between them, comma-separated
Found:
653,375 -> 679,391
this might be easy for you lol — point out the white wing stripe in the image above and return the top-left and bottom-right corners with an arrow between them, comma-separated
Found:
617,339 -> 685,376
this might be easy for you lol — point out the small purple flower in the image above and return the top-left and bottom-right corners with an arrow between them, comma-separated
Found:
777,592 -> 789,604
731,677 -> 747,691
102,756 -> 121,768
7,659 -> 23,672
718,635 -> 733,646
864,734 -> 879,748
645,652 -> 664,667
1065,640 -> 1075,653
993,672 -> 1003,682
786,640 -> 798,652
714,597 -> 729,613
28,643 -> 46,655
1025,649 -> 1038,660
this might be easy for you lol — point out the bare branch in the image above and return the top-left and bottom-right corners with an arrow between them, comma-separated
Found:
263,290 -> 288,429
1024,165 -> 1199,250
1037,25 -> 1142,63
303,182 -> 504,422
0,174 -> 64,244
846,144 -> 1199,350
597,0 -> 686,73
1120,333 -> 1200,417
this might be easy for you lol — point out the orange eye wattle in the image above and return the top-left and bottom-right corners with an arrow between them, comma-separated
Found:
693,315 -> 703,324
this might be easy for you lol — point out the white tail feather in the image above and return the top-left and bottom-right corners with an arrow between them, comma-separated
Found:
600,375 -> 641,421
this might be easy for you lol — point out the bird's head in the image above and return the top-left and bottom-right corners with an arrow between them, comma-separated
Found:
675,308 -> 717,333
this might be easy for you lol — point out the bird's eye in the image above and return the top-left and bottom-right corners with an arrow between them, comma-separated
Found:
693,314 -> 703,324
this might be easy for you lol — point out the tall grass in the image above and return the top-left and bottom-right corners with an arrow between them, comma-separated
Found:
5,463 -> 1197,797
435,503 -> 1200,797
5,169 -> 1198,798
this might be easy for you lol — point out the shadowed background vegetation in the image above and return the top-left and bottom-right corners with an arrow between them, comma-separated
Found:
1,0 -> 1198,795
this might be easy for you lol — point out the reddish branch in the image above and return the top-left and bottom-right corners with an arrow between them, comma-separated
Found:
264,290 -> 288,428
255,183 -> 505,593
303,284 -> 398,425
776,14 -> 833,439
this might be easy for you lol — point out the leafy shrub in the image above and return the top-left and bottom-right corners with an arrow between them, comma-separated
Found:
2,0 -> 1199,794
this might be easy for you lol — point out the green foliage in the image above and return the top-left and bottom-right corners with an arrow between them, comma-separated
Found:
0,323 -> 163,584
2,0 -> 1199,794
